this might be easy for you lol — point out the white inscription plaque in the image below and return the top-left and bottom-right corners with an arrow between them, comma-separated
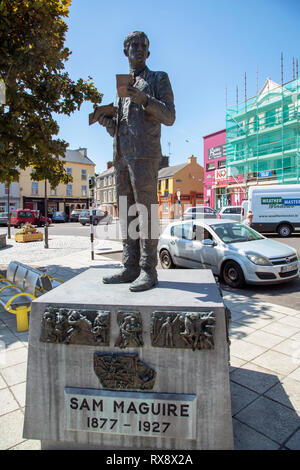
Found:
65,387 -> 197,439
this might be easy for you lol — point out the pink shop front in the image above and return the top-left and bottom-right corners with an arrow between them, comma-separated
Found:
203,128 -> 245,210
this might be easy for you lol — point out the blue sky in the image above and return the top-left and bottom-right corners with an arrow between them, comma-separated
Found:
56,0 -> 300,173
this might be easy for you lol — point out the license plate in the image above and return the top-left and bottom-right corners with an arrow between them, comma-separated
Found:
281,263 -> 298,273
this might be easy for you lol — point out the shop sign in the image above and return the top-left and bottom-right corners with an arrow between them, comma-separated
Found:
208,144 -> 226,160
258,170 -> 272,178
215,169 -> 227,181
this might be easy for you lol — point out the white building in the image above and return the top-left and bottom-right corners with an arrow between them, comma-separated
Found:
0,182 -> 19,212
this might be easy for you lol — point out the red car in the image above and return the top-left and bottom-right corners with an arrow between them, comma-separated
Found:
10,209 -> 52,228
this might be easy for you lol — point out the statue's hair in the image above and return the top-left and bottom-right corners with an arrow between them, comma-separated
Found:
123,31 -> 150,52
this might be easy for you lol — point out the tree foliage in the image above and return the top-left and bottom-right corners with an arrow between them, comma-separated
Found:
0,0 -> 102,187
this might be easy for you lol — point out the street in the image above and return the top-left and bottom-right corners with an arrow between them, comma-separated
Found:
1,221 -> 300,311
52,220 -> 300,311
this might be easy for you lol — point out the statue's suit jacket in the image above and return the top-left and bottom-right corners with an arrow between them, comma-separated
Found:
113,66 -> 175,162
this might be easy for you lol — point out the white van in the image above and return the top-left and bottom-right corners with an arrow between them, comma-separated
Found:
241,200 -> 249,220
246,184 -> 300,237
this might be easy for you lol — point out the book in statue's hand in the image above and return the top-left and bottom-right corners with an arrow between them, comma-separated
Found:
89,103 -> 117,125
116,74 -> 133,97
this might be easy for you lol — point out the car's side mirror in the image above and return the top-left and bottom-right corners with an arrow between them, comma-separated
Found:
202,239 -> 215,247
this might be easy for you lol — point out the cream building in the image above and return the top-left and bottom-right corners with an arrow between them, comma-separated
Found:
19,148 -> 95,217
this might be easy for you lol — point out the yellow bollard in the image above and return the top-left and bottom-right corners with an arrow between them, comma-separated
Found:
14,306 -> 29,332
4,292 -> 35,332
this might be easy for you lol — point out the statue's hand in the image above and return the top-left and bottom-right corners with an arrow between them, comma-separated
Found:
98,115 -> 116,137
127,86 -> 148,106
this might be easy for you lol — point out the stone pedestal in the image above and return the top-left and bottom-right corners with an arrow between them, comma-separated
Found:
23,268 -> 233,450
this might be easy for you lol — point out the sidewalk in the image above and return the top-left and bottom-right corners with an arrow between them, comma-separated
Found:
0,236 -> 299,450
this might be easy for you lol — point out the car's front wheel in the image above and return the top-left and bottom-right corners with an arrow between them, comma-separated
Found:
159,249 -> 175,269
222,260 -> 245,288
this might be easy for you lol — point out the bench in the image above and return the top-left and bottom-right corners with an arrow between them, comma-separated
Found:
0,261 -> 64,332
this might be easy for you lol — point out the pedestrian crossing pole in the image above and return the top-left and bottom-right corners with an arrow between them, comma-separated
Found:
90,214 -> 94,260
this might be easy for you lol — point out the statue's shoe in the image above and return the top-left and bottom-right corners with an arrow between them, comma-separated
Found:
129,270 -> 158,292
102,268 -> 140,284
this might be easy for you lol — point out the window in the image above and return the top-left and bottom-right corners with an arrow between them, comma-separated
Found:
171,223 -> 193,240
108,176 -> 112,186
165,179 -> 169,190
50,187 -> 57,196
206,162 -> 215,171
193,225 -> 213,241
265,110 -> 276,128
31,182 -> 38,195
158,180 -> 162,191
218,160 -> 226,169
104,177 -> 107,187
81,185 -> 87,196
66,184 -> 72,196
81,169 -> 87,180
4,184 -> 9,195
66,167 -> 72,175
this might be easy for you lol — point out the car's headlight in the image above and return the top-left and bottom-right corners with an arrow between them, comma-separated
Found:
295,250 -> 300,261
246,253 -> 273,266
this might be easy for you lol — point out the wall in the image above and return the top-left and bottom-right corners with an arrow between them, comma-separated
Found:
203,129 -> 245,209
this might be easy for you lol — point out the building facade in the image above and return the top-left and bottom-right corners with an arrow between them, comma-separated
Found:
95,162 -> 117,217
226,77 -> 300,196
19,148 -> 95,217
157,155 -> 204,218
0,182 -> 19,212
203,129 -> 245,209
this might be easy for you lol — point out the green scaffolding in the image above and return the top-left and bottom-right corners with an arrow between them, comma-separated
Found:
226,77 -> 300,184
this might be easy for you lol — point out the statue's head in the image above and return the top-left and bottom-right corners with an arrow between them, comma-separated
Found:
123,31 -> 150,67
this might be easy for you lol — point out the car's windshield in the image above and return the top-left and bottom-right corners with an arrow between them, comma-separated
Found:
210,222 -> 264,243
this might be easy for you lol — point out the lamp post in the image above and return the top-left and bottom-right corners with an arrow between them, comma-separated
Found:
7,181 -> 11,239
44,179 -> 49,249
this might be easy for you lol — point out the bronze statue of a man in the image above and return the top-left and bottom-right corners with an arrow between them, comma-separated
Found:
98,31 -> 175,291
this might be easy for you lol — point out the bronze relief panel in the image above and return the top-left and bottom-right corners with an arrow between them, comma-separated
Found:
115,311 -> 144,349
40,307 -> 110,346
151,311 -> 216,350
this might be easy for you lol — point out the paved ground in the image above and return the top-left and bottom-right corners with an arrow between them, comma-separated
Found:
0,235 -> 299,450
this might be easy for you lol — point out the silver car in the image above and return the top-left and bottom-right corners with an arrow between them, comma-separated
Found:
182,206 -> 217,220
158,219 -> 300,288
217,206 -> 242,221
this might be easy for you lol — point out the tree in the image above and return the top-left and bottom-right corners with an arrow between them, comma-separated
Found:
0,0 -> 102,187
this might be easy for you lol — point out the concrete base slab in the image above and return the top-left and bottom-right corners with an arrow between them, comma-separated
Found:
23,268 -> 233,450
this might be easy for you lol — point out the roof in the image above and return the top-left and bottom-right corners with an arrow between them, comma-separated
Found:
202,128 -> 226,139
158,163 -> 187,179
60,148 -> 95,166
97,166 -> 114,178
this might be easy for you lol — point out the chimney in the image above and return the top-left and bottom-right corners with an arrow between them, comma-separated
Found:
78,148 -> 87,158
188,155 -> 197,164
107,161 -> 113,169
159,155 -> 169,170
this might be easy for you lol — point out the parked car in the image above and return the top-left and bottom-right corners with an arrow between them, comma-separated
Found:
0,212 -> 8,226
10,209 -> 52,228
32,211 -> 52,227
79,209 -> 113,226
69,209 -> 85,222
52,211 -> 68,223
217,206 -> 242,221
158,219 -> 300,288
182,206 -> 217,220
